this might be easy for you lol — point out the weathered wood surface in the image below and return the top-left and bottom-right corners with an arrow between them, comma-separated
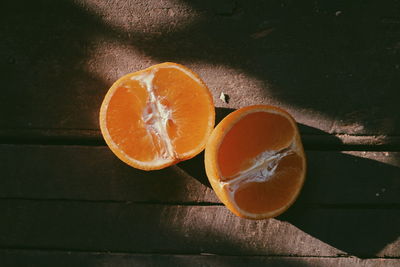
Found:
0,200 -> 398,258
1,0 -> 400,265
1,145 -> 399,205
3,122 -> 400,150
1,0 -> 400,141
1,145 -> 398,259
0,250 -> 398,267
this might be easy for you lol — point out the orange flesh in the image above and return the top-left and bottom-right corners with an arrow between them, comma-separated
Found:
234,153 -> 304,214
153,68 -> 213,155
214,110 -> 305,216
103,64 -> 214,168
106,79 -> 157,162
218,112 -> 295,179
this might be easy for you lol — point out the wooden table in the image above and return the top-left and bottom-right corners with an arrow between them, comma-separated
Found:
1,1 -> 399,266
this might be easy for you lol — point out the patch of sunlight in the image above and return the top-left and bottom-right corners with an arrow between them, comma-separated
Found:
84,40 -> 161,84
158,206 -> 342,256
377,236 -> 400,257
282,107 -> 338,134
170,62 -> 355,136
343,151 -> 400,168
73,0 -> 199,33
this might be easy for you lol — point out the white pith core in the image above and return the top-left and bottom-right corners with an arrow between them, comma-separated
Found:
219,141 -> 297,215
103,64 -> 210,167
131,70 -> 175,162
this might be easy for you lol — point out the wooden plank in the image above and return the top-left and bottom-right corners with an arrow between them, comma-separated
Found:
0,249 -> 398,267
3,123 -> 400,150
1,0 -> 399,140
1,145 -> 399,205
0,200 -> 398,257
0,144 -> 217,203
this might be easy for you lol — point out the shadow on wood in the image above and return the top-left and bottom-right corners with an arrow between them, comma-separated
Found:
0,250 -> 316,267
2,0 -> 399,261
278,152 -> 400,258
179,107 -> 400,257
0,1 -> 114,130
178,107 -> 344,188
180,150 -> 400,258
2,0 -> 399,137
120,0 -> 400,136
177,107 -> 236,188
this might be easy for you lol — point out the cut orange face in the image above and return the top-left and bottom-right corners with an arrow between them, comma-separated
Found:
100,62 -> 215,170
205,105 -> 306,219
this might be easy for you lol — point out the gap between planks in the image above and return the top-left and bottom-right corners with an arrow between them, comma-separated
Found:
0,247 -> 397,259
0,199 -> 398,257
1,129 -> 400,151
0,197 -> 399,210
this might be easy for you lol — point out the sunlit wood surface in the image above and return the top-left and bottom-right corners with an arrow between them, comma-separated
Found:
1,0 -> 399,266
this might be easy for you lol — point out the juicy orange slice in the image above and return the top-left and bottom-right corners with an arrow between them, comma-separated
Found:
100,62 -> 215,170
205,105 -> 306,219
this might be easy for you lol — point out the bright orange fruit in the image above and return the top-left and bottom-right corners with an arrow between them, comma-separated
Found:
205,105 -> 306,219
100,62 -> 215,170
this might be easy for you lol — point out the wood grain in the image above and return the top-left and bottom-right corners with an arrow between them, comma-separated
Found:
2,124 -> 400,150
1,0 -> 399,263
0,200 -> 398,258
1,0 -> 399,140
1,145 -> 399,205
0,249 -> 398,267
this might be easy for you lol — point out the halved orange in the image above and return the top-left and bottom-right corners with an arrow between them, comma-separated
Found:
205,105 -> 306,219
100,62 -> 215,170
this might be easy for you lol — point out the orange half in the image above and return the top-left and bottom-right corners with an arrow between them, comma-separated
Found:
205,105 -> 306,219
100,62 -> 215,170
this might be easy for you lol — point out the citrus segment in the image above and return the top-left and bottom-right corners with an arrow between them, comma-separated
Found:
100,62 -> 215,170
233,153 -> 304,214
218,111 -> 295,179
152,67 -> 215,156
205,105 -> 306,219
